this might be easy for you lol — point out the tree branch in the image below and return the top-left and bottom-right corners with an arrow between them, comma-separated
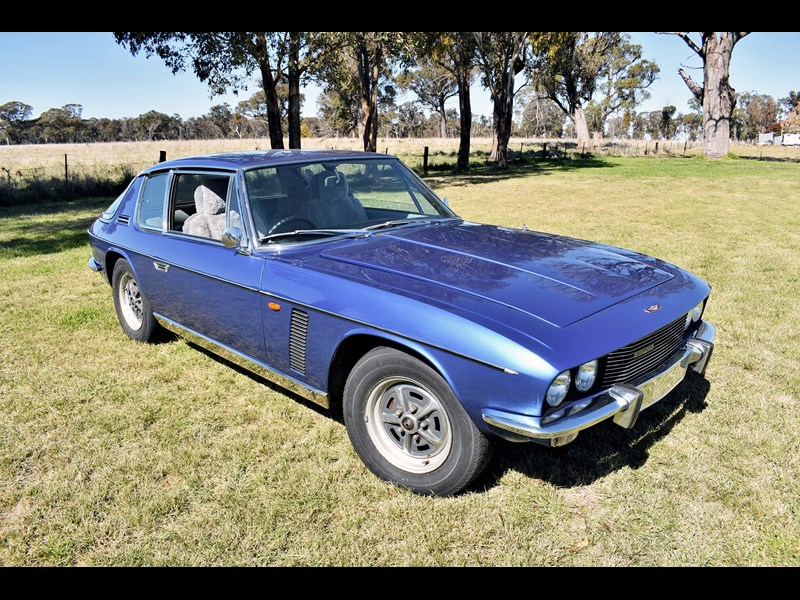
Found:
678,68 -> 704,102
659,32 -> 703,57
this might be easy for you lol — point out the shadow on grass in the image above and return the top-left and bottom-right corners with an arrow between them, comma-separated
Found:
0,198 -> 109,259
471,374 -> 711,491
423,156 -> 616,189
736,155 -> 800,164
189,334 -> 711,493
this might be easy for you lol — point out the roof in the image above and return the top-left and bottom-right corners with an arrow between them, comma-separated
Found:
140,149 -> 391,174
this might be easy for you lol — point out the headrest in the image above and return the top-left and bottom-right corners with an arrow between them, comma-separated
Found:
194,184 -> 226,215
311,171 -> 348,202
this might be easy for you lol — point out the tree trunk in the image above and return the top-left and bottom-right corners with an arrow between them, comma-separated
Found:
702,34 -> 736,158
492,66 -> 516,169
455,68 -> 471,173
572,105 -> 590,150
287,31 -> 302,149
356,42 -> 378,152
256,33 -> 284,150
438,97 -> 448,138
369,51 -> 380,152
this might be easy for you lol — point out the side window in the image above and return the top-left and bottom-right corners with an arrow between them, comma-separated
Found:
137,172 -> 168,230
169,173 -> 232,241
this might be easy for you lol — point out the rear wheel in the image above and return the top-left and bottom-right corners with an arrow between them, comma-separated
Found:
343,347 -> 493,496
112,259 -> 158,342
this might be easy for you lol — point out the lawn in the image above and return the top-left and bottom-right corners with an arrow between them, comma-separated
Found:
1,154 -> 798,565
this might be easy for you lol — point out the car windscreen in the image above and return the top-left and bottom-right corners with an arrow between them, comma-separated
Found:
243,158 -> 455,243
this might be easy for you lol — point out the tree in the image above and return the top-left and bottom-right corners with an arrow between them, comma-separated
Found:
660,32 -> 750,158
114,32 -> 314,149
515,89 -> 565,137
315,33 -> 404,152
0,101 -> 33,144
531,32 -> 656,150
658,105 -> 678,139
399,62 -> 458,138
473,32 -> 529,168
780,91 -> 800,114
412,32 -> 477,172
587,37 -> 659,135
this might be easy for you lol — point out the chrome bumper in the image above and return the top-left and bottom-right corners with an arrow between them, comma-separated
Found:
482,321 -> 716,445
88,257 -> 103,273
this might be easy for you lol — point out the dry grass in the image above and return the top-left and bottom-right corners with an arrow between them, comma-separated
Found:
0,148 -> 798,565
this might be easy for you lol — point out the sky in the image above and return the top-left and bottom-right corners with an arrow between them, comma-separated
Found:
1,32 -> 798,122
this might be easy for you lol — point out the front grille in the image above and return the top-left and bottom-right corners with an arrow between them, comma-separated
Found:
289,309 -> 309,374
602,313 -> 687,387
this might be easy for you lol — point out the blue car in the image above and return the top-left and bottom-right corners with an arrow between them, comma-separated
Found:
88,150 -> 715,495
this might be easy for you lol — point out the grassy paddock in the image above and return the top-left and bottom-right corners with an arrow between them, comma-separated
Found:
2,137 -> 799,204
1,153 -> 798,565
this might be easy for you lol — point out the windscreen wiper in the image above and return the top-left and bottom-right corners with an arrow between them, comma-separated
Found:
365,217 -> 459,231
260,229 -> 370,244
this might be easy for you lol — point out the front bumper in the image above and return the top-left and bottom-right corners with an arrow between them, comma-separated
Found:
482,320 -> 716,446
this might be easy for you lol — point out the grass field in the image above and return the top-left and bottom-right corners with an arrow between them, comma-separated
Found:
1,151 -> 799,565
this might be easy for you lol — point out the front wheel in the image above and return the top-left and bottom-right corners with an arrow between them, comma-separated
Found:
112,259 -> 158,342
343,347 -> 493,496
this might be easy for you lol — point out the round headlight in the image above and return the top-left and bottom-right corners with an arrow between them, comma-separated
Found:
691,301 -> 704,322
546,370 -> 571,407
575,359 -> 598,392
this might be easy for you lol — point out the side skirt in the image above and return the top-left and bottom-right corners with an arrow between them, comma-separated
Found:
155,314 -> 330,409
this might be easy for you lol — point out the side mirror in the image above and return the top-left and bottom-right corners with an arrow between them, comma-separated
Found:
221,227 -> 244,249
442,197 -> 449,207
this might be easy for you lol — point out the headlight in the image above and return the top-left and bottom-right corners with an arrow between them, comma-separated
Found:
691,301 -> 704,322
575,359 -> 598,392
546,370 -> 571,407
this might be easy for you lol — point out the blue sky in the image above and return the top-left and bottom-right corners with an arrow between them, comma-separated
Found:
1,32 -> 798,121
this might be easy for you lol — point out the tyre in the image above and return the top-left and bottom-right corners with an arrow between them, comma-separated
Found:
343,347 -> 493,496
111,259 -> 158,342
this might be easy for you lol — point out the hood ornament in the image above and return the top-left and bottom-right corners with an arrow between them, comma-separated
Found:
644,304 -> 662,313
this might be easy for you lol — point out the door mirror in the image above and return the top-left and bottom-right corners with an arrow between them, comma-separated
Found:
442,197 -> 449,207
221,227 -> 244,249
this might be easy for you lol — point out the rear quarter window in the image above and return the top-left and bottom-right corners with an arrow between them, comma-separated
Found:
137,172 -> 169,231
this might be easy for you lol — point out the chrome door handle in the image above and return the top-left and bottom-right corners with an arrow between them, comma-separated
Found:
153,261 -> 170,273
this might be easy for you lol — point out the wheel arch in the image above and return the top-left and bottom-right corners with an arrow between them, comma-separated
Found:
103,249 -> 133,285
326,331 -> 451,415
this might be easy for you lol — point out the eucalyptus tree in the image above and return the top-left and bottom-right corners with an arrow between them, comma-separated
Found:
473,32 -> 529,168
531,32 -> 657,149
316,32 -> 406,152
659,32 -> 750,158
398,62 -> 458,138
114,32 -> 320,149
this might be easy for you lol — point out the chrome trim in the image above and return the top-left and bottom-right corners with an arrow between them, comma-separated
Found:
154,314 -> 329,409
482,319 -> 716,441
153,261 -> 170,273
258,289 -> 518,374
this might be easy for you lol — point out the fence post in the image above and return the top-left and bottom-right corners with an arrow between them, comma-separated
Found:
655,141 -> 659,154
64,153 -> 68,193
542,142 -> 547,159
423,146 -> 429,175
159,150 -> 167,163
683,141 -> 687,157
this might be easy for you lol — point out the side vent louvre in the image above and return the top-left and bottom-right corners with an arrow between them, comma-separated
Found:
289,309 -> 309,374
117,215 -> 131,225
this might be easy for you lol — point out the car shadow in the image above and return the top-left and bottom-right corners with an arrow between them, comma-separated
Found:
186,339 -> 712,494
468,374 -> 711,492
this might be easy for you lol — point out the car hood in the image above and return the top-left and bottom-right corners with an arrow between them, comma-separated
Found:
318,221 -> 675,327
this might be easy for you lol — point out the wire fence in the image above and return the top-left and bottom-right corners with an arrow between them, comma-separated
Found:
2,137 -> 798,205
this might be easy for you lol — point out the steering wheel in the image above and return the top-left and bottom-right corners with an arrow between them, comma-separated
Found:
267,216 -> 316,236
